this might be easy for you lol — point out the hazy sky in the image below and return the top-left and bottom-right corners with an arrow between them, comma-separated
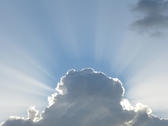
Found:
1,0 -> 168,124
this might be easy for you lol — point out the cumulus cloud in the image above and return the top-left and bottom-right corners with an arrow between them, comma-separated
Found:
1,68 -> 168,126
27,106 -> 39,121
132,0 -> 168,35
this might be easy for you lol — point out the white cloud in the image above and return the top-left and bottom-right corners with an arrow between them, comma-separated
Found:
27,106 -> 39,121
1,68 -> 168,126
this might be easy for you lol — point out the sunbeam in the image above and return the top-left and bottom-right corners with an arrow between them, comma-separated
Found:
0,63 -> 55,121
1,0 -> 168,124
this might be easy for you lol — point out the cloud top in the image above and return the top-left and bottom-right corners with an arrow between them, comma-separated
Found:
1,68 -> 168,126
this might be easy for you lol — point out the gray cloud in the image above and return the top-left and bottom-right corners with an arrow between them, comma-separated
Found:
1,68 -> 168,126
132,0 -> 168,35
128,109 -> 168,126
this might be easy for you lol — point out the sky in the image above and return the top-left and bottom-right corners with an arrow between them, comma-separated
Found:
0,0 -> 168,125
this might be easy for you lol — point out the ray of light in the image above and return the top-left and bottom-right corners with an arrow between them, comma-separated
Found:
0,63 -> 55,121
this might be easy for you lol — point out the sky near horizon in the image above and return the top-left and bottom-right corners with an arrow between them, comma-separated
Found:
1,0 -> 168,124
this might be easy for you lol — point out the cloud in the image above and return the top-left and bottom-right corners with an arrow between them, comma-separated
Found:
132,0 -> 168,35
27,106 -> 39,121
1,68 -> 168,126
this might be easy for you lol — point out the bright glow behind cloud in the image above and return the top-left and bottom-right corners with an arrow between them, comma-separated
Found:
1,0 -> 168,120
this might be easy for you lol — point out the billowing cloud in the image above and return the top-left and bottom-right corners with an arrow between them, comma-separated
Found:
1,68 -> 168,126
132,0 -> 168,35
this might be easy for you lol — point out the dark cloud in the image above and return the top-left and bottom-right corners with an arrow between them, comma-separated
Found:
132,0 -> 168,35
1,68 -> 168,126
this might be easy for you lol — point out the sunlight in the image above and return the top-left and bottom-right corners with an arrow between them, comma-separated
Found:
0,64 -> 54,92
0,63 -> 55,121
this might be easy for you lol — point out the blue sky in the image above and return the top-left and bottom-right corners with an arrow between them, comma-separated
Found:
1,0 -> 168,122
